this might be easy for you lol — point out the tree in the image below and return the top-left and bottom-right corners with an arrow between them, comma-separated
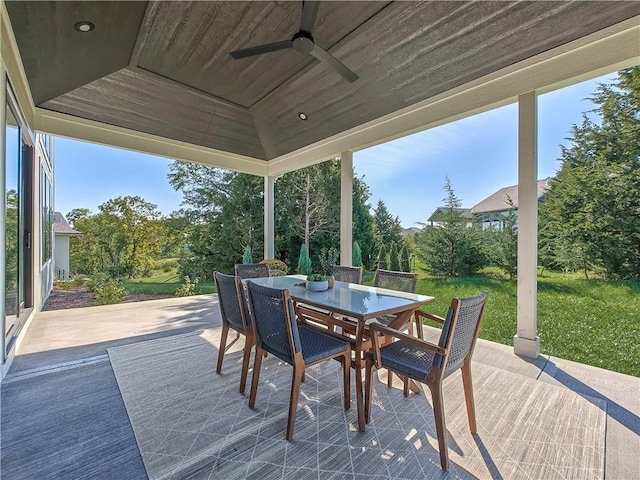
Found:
414,178 -> 487,276
297,244 -> 312,275
389,241 -> 400,271
491,197 -> 518,279
168,161 -> 264,277
377,243 -> 388,270
373,200 -> 403,248
69,196 -> 165,278
352,176 -> 376,269
242,245 -> 253,264
352,241 -> 363,267
399,243 -> 411,272
539,68 -> 640,279
274,160 -> 340,264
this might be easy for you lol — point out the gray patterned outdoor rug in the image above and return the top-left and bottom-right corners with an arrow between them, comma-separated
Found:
108,329 -> 606,480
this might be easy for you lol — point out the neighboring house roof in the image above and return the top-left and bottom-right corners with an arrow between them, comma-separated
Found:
53,212 -> 81,236
427,207 -> 473,223
401,227 -> 421,236
471,178 -> 552,215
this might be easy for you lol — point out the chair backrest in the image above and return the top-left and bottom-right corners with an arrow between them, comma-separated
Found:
333,265 -> 363,284
374,269 -> 418,293
245,281 -> 301,365
214,272 -> 251,334
235,263 -> 270,279
435,292 -> 488,376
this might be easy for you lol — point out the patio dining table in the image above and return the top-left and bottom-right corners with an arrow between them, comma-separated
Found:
247,274 -> 435,431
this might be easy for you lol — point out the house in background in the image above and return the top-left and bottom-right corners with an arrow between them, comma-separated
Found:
425,178 -> 552,229
472,178 -> 552,229
52,212 -> 81,280
425,207 -> 473,227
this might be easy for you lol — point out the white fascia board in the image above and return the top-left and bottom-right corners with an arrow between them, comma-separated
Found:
35,108 -> 268,176
266,17 -> 640,177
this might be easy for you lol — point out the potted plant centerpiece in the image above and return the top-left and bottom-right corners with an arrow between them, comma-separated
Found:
318,247 -> 339,289
306,273 -> 329,292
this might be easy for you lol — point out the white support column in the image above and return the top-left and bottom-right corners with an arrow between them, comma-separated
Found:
514,92 -> 540,358
263,175 -> 275,260
340,151 -> 353,266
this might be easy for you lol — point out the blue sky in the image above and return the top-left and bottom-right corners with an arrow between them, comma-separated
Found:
55,72 -> 616,227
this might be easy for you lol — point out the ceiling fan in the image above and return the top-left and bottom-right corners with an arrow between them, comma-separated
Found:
229,0 -> 358,83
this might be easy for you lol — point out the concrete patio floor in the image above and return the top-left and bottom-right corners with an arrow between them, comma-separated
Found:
1,295 -> 638,479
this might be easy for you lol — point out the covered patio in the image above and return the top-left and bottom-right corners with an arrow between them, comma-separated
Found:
2,1 -> 639,358
1,2 -> 639,479
2,296 -> 638,479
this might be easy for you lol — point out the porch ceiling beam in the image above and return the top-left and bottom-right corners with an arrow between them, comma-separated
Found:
34,108 -> 268,176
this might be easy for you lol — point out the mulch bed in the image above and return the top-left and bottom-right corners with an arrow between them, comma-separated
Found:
42,285 -> 174,311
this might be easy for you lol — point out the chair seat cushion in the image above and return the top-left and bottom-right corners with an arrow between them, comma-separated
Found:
379,341 -> 436,381
298,326 -> 349,364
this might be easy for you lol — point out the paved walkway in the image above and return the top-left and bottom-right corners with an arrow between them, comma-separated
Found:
2,296 -> 639,479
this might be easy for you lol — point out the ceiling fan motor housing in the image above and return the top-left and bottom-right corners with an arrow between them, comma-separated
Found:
292,32 -> 314,54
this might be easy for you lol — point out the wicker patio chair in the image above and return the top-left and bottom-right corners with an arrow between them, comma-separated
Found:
214,272 -> 254,395
364,292 -> 488,470
245,281 -> 351,441
234,263 -> 269,279
373,269 -> 421,334
333,265 -> 363,284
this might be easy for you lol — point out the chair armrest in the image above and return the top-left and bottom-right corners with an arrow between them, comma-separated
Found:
368,321 -> 447,356
415,310 -> 445,324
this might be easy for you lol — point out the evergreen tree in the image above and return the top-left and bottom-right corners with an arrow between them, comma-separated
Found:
539,68 -> 640,279
352,176 -> 376,269
492,197 -> 518,279
377,244 -> 388,270
242,245 -> 253,264
414,178 -> 487,276
389,241 -> 401,271
373,200 -> 403,248
297,244 -> 312,275
400,243 -> 411,272
352,241 -> 363,267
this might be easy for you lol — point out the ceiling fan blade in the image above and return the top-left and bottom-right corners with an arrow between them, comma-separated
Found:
230,40 -> 292,59
300,1 -> 320,33
310,44 -> 358,83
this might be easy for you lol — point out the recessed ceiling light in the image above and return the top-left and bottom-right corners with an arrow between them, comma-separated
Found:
298,112 -> 308,121
74,21 -> 95,33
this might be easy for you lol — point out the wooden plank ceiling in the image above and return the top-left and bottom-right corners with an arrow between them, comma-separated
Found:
6,1 -> 640,161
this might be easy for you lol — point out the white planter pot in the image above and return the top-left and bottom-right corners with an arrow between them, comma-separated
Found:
306,280 -> 328,292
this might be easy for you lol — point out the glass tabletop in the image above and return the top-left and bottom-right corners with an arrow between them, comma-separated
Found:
247,275 -> 434,321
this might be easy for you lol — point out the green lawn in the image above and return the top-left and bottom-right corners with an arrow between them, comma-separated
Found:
123,272 -> 215,296
408,274 -> 640,378
123,266 -> 639,377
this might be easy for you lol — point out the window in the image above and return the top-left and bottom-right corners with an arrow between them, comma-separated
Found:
41,168 -> 53,265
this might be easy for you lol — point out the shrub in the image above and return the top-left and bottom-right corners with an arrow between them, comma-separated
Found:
93,278 -> 127,306
86,273 -> 110,293
242,245 -> 253,264
297,245 -> 312,275
175,276 -> 199,297
353,241 -> 363,267
71,275 -> 87,287
269,269 -> 287,277
57,280 -> 74,291
318,247 -> 339,276
260,258 -> 288,273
